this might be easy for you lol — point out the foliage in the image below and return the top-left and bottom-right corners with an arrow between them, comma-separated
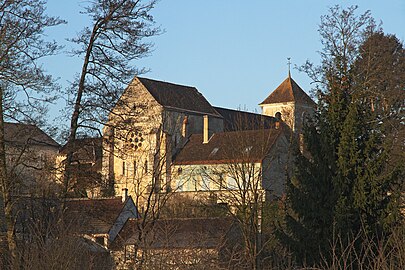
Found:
353,32 -> 405,177
282,5 -> 404,267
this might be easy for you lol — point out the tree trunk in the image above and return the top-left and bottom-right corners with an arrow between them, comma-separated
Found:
0,87 -> 17,265
63,23 -> 99,197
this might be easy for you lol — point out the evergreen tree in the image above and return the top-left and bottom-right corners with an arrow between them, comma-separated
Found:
281,121 -> 336,265
334,100 -> 399,236
281,6 -> 403,267
353,32 -> 405,184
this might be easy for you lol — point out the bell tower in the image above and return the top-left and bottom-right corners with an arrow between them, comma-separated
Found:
259,74 -> 316,134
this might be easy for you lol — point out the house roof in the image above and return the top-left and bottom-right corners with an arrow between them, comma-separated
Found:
60,137 -> 102,154
64,197 -> 125,235
111,217 -> 236,250
213,106 -> 277,131
59,138 -> 103,189
4,122 -> 60,147
137,77 -> 222,117
259,76 -> 315,106
173,129 -> 283,165
60,137 -> 102,163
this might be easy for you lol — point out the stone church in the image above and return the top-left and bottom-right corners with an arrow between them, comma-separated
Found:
100,74 -> 315,206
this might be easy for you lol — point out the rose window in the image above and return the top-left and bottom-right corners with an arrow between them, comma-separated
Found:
126,131 -> 144,151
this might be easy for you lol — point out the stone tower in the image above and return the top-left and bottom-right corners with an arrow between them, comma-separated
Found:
259,75 -> 316,134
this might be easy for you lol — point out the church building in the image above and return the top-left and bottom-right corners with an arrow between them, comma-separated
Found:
100,74 -> 315,206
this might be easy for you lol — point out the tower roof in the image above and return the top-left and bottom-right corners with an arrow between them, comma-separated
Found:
259,76 -> 315,106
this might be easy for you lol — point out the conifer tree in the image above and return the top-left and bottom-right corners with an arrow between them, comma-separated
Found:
281,122 -> 336,265
354,32 -> 405,182
281,6 -> 403,267
334,100 -> 400,237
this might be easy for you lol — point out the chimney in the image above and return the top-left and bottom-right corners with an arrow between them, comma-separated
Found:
122,188 -> 128,202
182,116 -> 188,138
203,115 -> 209,144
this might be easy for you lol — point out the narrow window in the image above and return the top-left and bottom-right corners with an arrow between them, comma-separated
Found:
122,161 -> 126,175
144,160 -> 148,173
133,160 -> 137,178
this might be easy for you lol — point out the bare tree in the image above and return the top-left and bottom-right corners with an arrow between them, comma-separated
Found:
3,195 -> 114,270
112,217 -> 240,270
63,0 -> 160,195
0,0 -> 63,265
171,112 -> 291,269
109,111 -> 181,268
213,130 -> 289,269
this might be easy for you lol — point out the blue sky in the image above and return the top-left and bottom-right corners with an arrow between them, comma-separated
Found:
44,0 -> 405,121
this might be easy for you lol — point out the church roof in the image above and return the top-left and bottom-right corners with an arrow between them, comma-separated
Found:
213,106 -> 277,131
137,77 -> 222,117
4,122 -> 60,147
259,76 -> 315,106
173,129 -> 283,165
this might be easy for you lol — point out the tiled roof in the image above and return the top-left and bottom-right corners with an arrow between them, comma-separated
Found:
137,77 -> 222,117
4,122 -> 60,147
111,217 -> 236,250
213,106 -> 277,131
173,129 -> 283,165
64,197 -> 124,234
259,76 -> 316,106
60,137 -> 102,163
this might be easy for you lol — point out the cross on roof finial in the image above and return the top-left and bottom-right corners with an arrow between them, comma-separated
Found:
287,57 -> 291,78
